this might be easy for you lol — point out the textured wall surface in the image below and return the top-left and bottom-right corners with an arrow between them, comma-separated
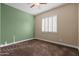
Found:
78,4 -> 79,47
0,4 -> 1,43
1,4 -> 35,45
35,4 -> 78,46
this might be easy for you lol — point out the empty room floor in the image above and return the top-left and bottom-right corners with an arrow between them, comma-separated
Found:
0,39 -> 78,56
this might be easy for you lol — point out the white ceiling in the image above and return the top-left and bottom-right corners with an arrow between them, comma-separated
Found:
5,3 -> 65,15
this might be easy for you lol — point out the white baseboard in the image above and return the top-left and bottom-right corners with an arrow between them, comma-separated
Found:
35,38 -> 78,49
0,38 -> 34,47
0,38 -> 78,49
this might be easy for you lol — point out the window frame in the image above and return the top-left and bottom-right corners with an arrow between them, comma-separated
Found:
41,15 -> 57,33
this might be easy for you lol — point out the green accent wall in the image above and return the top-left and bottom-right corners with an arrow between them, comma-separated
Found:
1,4 -> 34,45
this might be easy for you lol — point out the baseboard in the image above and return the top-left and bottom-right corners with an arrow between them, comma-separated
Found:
0,38 -> 78,49
35,38 -> 78,49
0,38 -> 34,47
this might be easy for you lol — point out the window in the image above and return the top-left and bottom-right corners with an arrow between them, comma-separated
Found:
42,15 -> 57,32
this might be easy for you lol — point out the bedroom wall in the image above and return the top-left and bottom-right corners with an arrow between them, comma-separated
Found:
35,4 -> 78,46
1,4 -> 35,45
0,4 -> 1,43
78,4 -> 79,49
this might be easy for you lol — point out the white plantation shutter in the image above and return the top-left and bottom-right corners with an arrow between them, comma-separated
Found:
49,16 -> 53,32
42,15 -> 57,32
53,16 -> 57,32
44,18 -> 49,32
42,18 -> 45,32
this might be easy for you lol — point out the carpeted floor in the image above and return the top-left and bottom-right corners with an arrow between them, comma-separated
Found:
0,39 -> 79,56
